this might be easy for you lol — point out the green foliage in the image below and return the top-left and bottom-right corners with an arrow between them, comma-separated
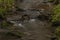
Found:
0,0 -> 14,15
3,0 -> 14,10
51,3 -> 60,40
52,4 -> 60,22
0,0 -> 14,27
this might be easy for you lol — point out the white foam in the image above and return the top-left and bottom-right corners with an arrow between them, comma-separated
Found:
18,23 -> 24,27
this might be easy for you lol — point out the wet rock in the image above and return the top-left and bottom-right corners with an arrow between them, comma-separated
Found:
53,0 -> 59,5
48,0 -> 59,5
29,19 -> 36,22
25,10 -> 40,19
50,37 -> 56,40
15,0 -> 24,2
28,8 -> 39,11
21,14 -> 30,20
0,15 -> 5,21
52,21 -> 60,27
16,0 -> 48,10
37,14 -> 49,21
20,0 -> 24,2
6,32 -> 22,38
16,7 -> 26,12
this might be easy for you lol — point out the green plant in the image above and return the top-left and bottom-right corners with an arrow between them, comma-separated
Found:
52,4 -> 60,22
0,0 -> 14,16
51,3 -> 60,40
0,0 -> 15,27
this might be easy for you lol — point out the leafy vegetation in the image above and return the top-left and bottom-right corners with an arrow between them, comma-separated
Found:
52,4 -> 60,22
0,0 -> 15,27
51,1 -> 60,40
0,0 -> 14,16
0,0 -> 14,27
